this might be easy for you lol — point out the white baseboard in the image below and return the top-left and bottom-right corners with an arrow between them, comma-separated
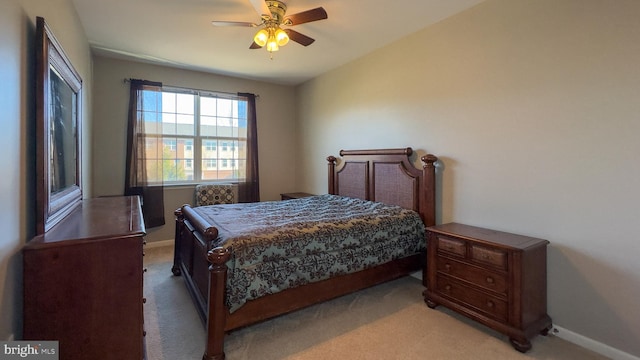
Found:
553,325 -> 640,360
145,239 -> 174,249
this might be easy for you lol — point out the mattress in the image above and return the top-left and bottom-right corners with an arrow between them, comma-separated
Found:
190,194 -> 425,312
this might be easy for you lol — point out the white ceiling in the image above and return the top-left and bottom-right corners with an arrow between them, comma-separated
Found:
72,0 -> 484,85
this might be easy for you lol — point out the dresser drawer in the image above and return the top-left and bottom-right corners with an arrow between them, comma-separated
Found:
436,235 -> 466,257
435,275 -> 508,322
436,257 -> 507,295
470,244 -> 507,269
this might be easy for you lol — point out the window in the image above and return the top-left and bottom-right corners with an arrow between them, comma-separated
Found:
204,140 -> 217,151
163,139 -> 176,151
137,87 -> 248,184
204,159 -> 217,169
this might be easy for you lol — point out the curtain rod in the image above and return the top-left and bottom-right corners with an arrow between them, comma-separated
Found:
123,78 -> 259,98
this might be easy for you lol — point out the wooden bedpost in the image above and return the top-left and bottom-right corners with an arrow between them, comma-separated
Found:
421,154 -> 438,227
327,155 -> 337,195
172,208 -> 184,276
203,247 -> 231,360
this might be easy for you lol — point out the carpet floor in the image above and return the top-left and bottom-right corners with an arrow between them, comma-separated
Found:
143,245 -> 608,360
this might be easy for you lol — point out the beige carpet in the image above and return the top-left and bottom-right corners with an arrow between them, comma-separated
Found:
143,245 -> 608,360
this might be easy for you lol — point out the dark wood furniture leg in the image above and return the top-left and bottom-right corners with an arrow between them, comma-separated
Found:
509,337 -> 532,353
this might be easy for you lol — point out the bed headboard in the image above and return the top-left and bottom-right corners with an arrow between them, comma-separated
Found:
327,148 -> 437,227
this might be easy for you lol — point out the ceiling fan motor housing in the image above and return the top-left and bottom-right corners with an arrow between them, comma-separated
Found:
266,0 -> 287,24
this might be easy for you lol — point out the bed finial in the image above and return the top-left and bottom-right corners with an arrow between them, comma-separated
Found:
421,154 -> 438,167
207,247 -> 231,267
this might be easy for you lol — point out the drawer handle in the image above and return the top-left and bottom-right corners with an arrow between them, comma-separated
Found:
486,276 -> 494,284
444,284 -> 452,291
486,300 -> 494,308
444,263 -> 451,272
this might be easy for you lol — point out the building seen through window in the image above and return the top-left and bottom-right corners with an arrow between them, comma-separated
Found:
138,87 -> 248,184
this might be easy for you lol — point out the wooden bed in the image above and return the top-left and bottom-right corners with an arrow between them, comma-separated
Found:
172,148 -> 438,360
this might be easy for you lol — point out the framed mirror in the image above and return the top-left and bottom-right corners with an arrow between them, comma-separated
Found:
35,17 -> 83,234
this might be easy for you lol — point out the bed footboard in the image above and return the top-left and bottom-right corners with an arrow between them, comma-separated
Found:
172,207 -> 223,320
173,206 -> 229,360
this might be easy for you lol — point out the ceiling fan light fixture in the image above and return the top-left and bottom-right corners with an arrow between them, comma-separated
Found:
266,37 -> 279,52
275,28 -> 289,46
254,28 -> 269,47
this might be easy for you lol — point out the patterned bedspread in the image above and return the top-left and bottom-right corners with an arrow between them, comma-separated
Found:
191,194 -> 426,312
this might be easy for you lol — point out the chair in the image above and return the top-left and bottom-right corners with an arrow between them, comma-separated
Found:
194,184 -> 237,206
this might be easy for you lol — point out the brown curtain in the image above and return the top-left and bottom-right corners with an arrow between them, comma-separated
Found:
125,79 -> 165,227
237,92 -> 260,203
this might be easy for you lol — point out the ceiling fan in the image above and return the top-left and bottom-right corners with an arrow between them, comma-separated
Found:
212,0 -> 328,54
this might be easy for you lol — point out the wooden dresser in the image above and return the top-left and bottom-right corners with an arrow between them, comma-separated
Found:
23,196 -> 147,360
423,223 -> 552,352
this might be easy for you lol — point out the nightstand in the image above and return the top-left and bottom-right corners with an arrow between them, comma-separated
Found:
280,192 -> 316,200
423,223 -> 552,352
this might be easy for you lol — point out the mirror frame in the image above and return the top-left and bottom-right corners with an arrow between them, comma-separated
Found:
35,17 -> 83,234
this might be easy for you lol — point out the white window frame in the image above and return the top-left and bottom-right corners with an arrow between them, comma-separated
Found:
141,86 -> 248,185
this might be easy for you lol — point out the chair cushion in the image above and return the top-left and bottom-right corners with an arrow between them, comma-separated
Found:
195,184 -> 236,206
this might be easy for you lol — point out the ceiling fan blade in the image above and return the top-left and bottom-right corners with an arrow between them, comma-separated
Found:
283,7 -> 327,26
249,41 -> 263,49
212,21 -> 259,27
284,29 -> 315,46
249,0 -> 272,20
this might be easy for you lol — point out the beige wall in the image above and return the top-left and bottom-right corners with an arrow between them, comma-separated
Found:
91,57 -> 298,242
297,0 -> 640,358
0,0 -> 92,340
3,0 -> 639,356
